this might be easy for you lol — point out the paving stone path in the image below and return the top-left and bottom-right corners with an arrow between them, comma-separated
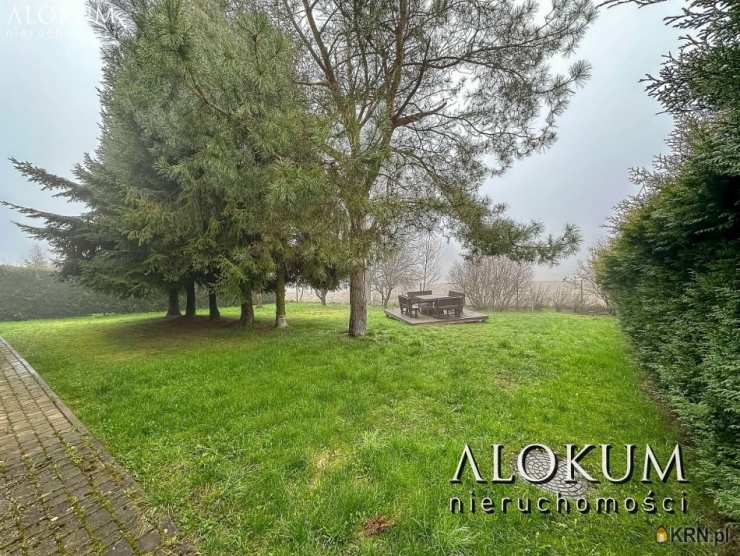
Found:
0,338 -> 195,555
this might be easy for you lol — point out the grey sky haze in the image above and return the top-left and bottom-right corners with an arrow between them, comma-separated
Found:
0,0 -> 681,279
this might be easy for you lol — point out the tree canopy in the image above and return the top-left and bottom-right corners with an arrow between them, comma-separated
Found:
5,0 -> 596,334
5,0 -> 338,325
270,0 -> 595,334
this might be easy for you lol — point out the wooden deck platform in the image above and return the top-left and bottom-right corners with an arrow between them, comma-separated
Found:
384,307 -> 488,325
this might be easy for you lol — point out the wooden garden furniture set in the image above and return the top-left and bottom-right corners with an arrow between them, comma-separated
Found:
398,290 -> 465,319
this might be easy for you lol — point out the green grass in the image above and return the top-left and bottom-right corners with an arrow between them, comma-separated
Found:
0,304 -> 723,554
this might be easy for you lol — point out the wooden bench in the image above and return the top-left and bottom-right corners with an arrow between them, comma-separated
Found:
398,295 -> 419,318
448,290 -> 465,306
435,296 -> 464,318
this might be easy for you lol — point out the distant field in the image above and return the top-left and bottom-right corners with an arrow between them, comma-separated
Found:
0,305 -> 721,554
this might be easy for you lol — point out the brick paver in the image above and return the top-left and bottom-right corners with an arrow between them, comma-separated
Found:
0,338 -> 195,555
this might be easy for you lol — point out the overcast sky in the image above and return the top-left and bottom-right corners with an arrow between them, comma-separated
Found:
0,1 -> 681,279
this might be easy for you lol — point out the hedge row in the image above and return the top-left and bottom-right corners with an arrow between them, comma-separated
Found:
0,265 -> 168,321
0,265 -> 274,321
600,164 -> 740,519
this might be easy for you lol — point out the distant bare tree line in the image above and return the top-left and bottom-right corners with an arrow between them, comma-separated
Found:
24,243 -> 52,271
293,239 -> 613,314
369,234 -> 443,307
448,256 -> 531,311
448,250 -> 612,314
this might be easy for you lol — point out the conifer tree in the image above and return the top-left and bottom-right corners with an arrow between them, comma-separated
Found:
133,0 -> 334,328
269,0 -> 595,335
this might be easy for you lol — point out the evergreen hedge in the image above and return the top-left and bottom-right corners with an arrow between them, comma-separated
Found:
599,154 -> 740,519
0,265 -> 167,321
0,265 -> 275,321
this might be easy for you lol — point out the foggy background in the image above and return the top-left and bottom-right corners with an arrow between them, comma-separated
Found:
0,0 -> 681,280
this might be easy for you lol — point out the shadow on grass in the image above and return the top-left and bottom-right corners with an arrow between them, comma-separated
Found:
96,305 -> 353,353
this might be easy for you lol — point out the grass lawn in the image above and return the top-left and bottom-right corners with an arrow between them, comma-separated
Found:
0,304 -> 723,554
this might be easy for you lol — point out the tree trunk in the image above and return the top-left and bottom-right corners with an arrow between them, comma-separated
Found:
240,284 -> 254,326
185,279 -> 196,318
317,289 -> 327,305
275,265 -> 288,328
240,301 -> 255,326
348,263 -> 368,336
208,292 -> 220,320
165,287 -> 181,318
